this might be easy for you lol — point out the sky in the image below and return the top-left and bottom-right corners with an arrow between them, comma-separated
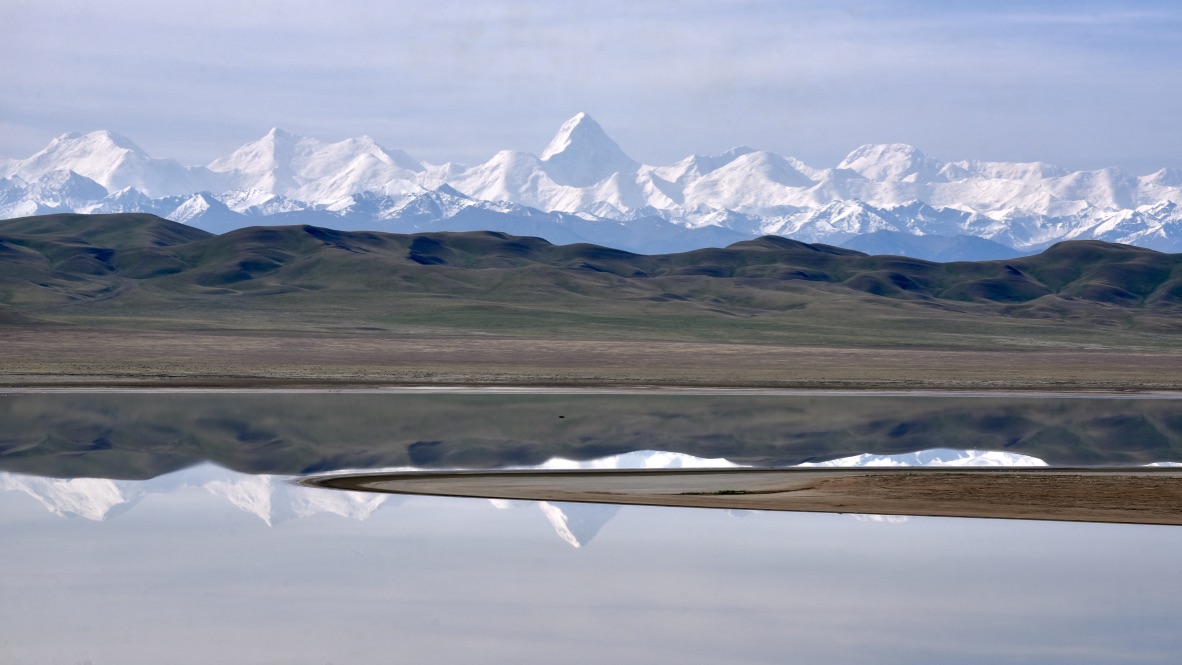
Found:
3,0 -> 1182,173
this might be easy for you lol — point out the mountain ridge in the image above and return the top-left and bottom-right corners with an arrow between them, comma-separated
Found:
4,115 -> 1182,258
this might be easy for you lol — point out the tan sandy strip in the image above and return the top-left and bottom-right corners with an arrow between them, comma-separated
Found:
308,468 -> 1182,526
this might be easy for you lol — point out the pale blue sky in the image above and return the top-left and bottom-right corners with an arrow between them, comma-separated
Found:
3,0 -> 1181,172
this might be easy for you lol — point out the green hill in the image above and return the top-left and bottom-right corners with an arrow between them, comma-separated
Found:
1,212 -> 1180,349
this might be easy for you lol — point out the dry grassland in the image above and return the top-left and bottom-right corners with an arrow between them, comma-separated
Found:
3,326 -> 1182,390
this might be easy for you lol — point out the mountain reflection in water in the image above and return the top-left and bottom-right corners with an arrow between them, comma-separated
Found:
3,393 -> 1182,664
0,450 -> 739,546
3,452 -> 1181,664
0,448 -> 1064,546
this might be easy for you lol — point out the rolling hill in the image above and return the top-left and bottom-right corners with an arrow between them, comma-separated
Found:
2,212 -> 1181,389
2,212 -> 1181,335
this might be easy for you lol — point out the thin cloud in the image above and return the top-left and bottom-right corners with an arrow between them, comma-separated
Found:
2,1 -> 1180,172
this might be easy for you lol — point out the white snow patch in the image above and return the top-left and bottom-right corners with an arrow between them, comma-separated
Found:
535,449 -> 742,470
796,448 -> 1048,467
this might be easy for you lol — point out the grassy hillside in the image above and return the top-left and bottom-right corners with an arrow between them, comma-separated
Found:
1,212 -> 1180,351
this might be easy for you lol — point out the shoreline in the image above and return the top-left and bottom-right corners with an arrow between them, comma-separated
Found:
3,382 -> 1182,397
6,380 -> 1182,394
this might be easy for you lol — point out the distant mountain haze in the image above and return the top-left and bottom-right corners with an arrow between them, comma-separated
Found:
3,114 -> 1182,260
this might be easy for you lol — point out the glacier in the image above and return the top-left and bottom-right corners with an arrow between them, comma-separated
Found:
4,114 -> 1182,258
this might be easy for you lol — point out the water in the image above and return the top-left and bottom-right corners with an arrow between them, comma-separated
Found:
3,391 -> 1182,477
2,392 -> 1181,664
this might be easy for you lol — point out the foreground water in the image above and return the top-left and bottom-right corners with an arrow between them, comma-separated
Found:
2,392 -> 1181,663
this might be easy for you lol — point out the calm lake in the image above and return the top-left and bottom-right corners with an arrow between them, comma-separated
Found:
2,391 -> 1181,664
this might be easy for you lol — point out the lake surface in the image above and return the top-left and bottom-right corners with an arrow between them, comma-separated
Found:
2,392 -> 1181,664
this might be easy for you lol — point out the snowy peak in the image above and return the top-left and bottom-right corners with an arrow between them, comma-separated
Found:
1143,167 -> 1182,188
91,186 -> 153,214
786,199 -> 899,241
207,127 -> 305,190
539,113 -> 639,187
342,135 -> 423,173
5,130 -> 220,198
383,184 -> 487,222
540,112 -> 611,160
28,170 -> 109,206
839,143 -> 944,182
727,151 -> 816,188
52,129 -> 146,154
166,191 -> 234,224
656,146 -> 758,183
6,118 -> 1182,254
209,128 -> 424,200
10,130 -> 145,189
431,183 -> 472,200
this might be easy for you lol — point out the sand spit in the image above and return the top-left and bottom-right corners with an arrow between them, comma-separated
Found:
309,467 -> 1182,526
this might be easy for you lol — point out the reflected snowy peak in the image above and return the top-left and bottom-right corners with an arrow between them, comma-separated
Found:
0,464 -> 393,525
480,449 -> 1048,545
494,448 -> 1050,543
3,448 -> 1163,546
532,449 -> 742,470
0,475 -> 146,521
491,450 -> 730,547
203,472 -> 389,526
797,448 -> 1048,467
854,514 -> 914,524
488,500 -> 621,548
539,502 -> 621,548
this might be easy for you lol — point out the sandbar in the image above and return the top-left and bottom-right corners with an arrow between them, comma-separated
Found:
310,467 -> 1182,526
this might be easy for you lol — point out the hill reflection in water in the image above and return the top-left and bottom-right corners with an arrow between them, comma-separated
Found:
2,392 -> 1181,480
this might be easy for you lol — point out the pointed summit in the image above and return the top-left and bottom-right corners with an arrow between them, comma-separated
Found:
539,112 -> 638,187
432,183 -> 471,199
540,112 -> 604,160
207,127 -> 309,193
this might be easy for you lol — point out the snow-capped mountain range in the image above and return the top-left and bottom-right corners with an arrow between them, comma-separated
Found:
4,113 -> 1182,257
